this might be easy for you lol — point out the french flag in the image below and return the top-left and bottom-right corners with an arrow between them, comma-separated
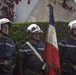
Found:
45,6 -> 60,75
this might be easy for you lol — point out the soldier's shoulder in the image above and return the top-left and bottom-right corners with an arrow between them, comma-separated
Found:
38,42 -> 45,47
19,42 -> 29,49
59,37 -> 69,44
7,37 -> 15,46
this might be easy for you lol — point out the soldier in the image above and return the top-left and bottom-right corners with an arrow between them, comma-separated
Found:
58,20 -> 76,75
16,24 -> 46,75
0,18 -> 15,75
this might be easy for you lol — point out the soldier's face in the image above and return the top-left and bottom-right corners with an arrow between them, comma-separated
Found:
1,24 -> 9,35
32,33 -> 39,40
73,28 -> 76,35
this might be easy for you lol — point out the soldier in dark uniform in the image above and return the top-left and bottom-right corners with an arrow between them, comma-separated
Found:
16,24 -> 46,75
0,18 -> 15,75
58,20 -> 76,75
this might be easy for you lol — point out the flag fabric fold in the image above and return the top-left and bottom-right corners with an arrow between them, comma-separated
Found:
45,6 -> 60,75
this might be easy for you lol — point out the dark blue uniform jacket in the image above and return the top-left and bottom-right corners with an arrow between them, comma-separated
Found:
0,37 -> 15,73
17,42 -> 45,75
58,37 -> 76,74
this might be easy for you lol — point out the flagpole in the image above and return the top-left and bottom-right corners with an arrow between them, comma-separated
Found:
44,0 -> 53,43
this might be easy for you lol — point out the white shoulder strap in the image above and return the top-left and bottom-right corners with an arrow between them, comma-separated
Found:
26,41 -> 44,62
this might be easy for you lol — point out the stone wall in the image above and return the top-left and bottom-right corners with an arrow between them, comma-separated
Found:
28,0 -> 76,22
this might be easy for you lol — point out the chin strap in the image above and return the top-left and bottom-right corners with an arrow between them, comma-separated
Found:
70,33 -> 76,37
30,37 -> 39,42
0,30 -> 9,37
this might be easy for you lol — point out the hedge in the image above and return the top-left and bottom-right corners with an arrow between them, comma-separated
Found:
10,22 -> 69,50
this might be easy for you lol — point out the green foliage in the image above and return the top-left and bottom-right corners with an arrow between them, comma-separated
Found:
10,22 -> 69,50
55,21 -> 69,42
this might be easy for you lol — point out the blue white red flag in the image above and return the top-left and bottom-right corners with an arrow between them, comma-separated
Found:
45,6 -> 60,75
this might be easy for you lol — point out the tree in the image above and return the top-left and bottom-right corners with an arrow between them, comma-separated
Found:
0,0 -> 21,21
48,0 -> 76,13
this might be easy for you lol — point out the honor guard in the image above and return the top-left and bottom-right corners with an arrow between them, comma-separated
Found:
16,24 -> 45,75
59,20 -> 76,75
0,18 -> 15,75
